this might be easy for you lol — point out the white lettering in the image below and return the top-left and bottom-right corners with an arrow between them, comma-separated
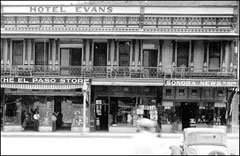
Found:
18,78 -> 23,83
60,79 -> 65,83
50,79 -> 56,83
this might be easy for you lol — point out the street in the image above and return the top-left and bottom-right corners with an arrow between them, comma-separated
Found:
1,134 -> 239,155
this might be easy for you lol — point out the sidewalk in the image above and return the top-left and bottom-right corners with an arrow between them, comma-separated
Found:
1,131 -> 239,139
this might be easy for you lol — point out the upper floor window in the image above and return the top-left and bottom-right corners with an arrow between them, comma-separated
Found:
119,41 -> 130,66
12,40 -> 23,65
209,42 -> 221,71
177,42 -> 189,67
35,42 -> 49,65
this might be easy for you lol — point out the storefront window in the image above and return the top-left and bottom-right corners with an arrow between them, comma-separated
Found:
162,101 -> 174,124
197,102 -> 214,125
110,97 -> 136,127
214,103 -> 226,125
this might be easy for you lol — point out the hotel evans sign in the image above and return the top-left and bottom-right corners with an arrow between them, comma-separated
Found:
2,6 -> 140,14
165,80 -> 238,87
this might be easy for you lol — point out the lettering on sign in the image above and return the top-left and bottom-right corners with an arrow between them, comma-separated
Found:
1,77 -> 84,84
29,6 -> 113,13
165,80 -> 238,87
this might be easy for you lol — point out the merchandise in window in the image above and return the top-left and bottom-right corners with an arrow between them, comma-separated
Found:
110,97 -> 136,127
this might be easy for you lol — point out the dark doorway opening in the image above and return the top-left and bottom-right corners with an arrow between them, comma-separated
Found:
95,97 -> 109,131
181,102 -> 198,130
94,43 -> 107,66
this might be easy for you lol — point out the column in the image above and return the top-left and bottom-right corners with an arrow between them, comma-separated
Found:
27,39 -> 32,66
82,39 -> 86,65
114,39 -> 118,66
52,39 -> 56,69
48,39 -> 53,67
3,39 -> 8,67
8,39 -> 12,66
82,80 -> 88,134
139,39 -> 143,66
23,39 -> 28,65
231,92 -> 239,133
31,39 -> 35,65
225,42 -> 230,72
85,39 -> 90,66
131,39 -> 136,67
135,40 -> 140,66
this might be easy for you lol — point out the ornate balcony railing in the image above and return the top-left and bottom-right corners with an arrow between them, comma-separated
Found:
1,65 -> 237,79
2,15 -> 237,34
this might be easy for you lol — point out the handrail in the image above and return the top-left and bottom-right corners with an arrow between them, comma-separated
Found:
0,65 -> 237,79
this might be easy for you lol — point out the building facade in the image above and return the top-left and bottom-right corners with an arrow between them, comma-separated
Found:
1,1 -> 239,133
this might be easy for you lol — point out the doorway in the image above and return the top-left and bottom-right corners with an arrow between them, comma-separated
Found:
95,97 -> 109,131
94,43 -> 107,66
181,102 -> 198,130
60,48 -> 82,75
177,42 -> 189,67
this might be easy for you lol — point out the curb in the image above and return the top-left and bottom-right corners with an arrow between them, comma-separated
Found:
1,132 -> 239,139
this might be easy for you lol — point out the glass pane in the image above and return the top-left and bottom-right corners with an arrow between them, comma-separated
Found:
177,42 -> 189,67
12,41 -> 23,65
35,42 -> 49,65
119,41 -> 130,66
94,43 -> 107,66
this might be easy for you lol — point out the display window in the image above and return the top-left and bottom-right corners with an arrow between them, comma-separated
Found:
196,102 -> 214,125
3,95 -> 87,131
110,97 -> 136,127
213,103 -> 226,125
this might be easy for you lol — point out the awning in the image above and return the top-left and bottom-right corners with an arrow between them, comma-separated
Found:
1,83 -> 82,90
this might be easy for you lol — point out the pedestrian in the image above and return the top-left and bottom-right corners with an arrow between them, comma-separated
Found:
51,112 -> 57,132
171,111 -> 178,133
133,118 -> 163,155
22,111 -> 29,131
33,111 -> 40,131
127,113 -> 133,125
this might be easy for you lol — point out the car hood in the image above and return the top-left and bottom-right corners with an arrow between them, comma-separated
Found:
187,145 -> 231,155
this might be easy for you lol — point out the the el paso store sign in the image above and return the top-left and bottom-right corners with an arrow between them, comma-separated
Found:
1,77 -> 84,84
3,5 -> 140,14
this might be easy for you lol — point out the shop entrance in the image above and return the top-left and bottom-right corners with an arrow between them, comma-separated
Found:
181,102 -> 198,130
95,97 -> 109,131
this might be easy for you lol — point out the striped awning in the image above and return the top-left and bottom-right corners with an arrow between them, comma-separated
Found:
1,83 -> 82,90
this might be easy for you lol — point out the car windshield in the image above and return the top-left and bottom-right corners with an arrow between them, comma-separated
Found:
186,133 -> 226,146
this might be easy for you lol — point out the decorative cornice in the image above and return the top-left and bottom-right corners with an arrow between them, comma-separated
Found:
2,26 -> 235,34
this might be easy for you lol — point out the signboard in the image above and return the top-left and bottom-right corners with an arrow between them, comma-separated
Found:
162,101 -> 173,107
214,103 -> 225,108
165,80 -> 238,87
1,77 -> 84,84
2,5 -> 140,14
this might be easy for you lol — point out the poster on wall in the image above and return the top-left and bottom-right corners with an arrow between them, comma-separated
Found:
136,109 -> 144,115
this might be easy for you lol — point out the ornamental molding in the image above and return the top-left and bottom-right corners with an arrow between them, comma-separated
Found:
2,26 -> 235,34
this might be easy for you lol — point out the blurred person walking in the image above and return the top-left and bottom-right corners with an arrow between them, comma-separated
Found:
133,118 -> 164,155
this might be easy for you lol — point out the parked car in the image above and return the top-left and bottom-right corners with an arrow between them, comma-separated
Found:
169,128 -> 234,155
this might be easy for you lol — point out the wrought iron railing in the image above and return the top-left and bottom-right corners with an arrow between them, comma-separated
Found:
1,65 -> 237,79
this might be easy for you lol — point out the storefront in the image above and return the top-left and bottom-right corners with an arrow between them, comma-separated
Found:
1,77 -> 91,132
161,79 -> 239,133
92,85 -> 162,132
